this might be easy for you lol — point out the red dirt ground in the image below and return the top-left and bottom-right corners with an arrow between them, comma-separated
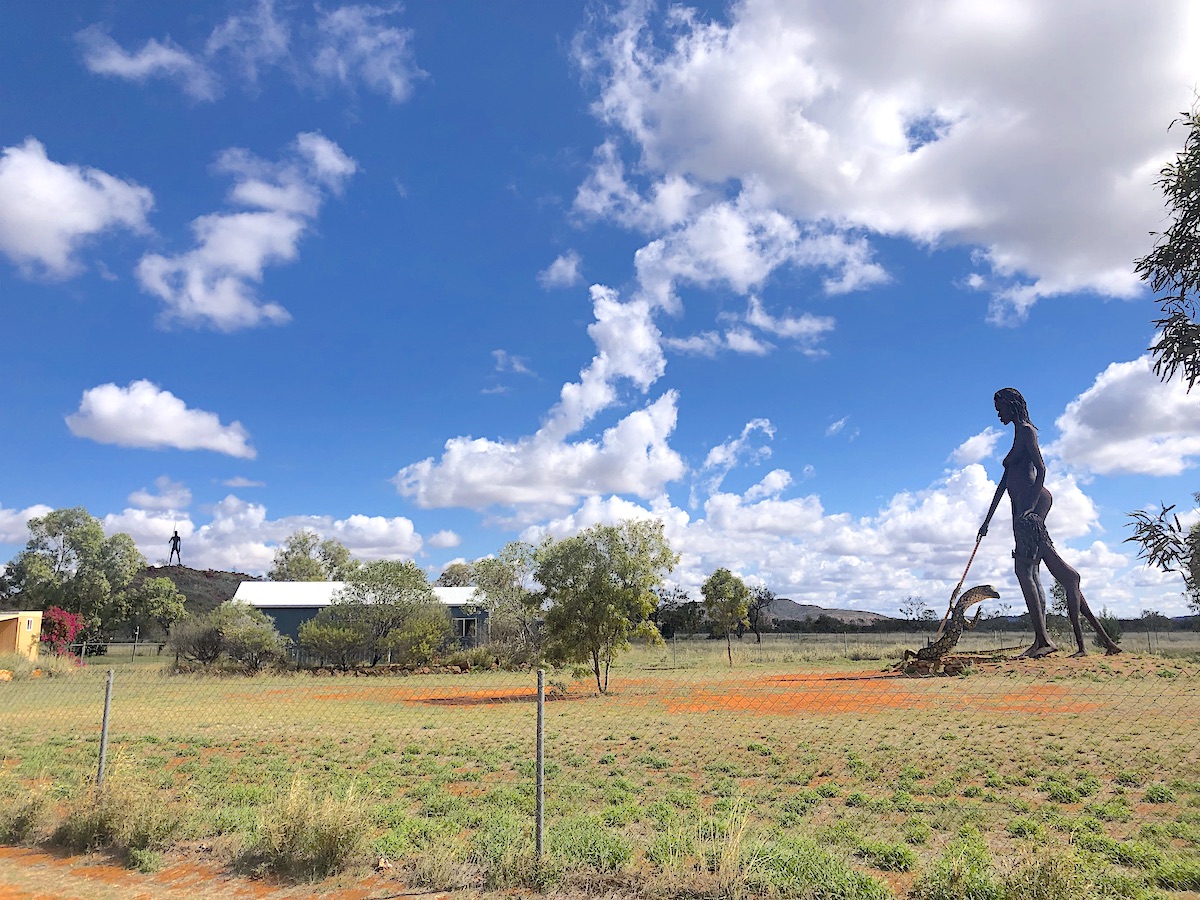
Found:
0,846 -> 449,900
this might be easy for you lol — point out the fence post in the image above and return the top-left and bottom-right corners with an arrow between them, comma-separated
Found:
536,668 -> 545,863
96,669 -> 114,786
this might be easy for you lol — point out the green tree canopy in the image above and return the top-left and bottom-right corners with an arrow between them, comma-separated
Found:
435,562 -> 474,587
537,519 -> 677,693
268,530 -> 359,581
702,567 -> 750,665
472,542 -> 541,656
125,576 -> 188,637
310,560 -> 447,665
5,507 -> 145,636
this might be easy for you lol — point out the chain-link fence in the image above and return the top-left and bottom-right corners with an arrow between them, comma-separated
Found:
2,630 -> 1200,895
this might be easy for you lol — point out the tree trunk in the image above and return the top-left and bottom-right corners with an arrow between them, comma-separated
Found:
725,632 -> 732,666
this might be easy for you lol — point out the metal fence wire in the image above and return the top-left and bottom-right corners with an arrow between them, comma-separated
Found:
2,630 -> 1199,895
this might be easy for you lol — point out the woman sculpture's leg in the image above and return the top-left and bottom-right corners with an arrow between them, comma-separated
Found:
1041,548 -> 1120,656
1014,553 -> 1057,656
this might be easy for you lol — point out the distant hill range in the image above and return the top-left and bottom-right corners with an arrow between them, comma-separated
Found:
132,565 -> 261,618
768,598 -> 894,626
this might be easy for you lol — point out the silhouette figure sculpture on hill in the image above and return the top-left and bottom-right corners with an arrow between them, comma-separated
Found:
168,530 -> 182,566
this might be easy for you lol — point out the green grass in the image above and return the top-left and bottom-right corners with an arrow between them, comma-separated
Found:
1,641 -> 1199,893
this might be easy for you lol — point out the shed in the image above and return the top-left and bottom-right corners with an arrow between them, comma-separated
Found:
231,582 -> 487,647
0,611 -> 43,661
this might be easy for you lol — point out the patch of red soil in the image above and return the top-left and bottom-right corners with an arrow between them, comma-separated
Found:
0,847 -> 436,899
665,670 -> 1106,716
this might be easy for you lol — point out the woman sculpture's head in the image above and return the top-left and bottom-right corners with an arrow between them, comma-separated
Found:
994,387 -> 1032,426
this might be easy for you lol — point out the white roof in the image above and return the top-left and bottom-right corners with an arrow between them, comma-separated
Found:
232,581 -> 478,609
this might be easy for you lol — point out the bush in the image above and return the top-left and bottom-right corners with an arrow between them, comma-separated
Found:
547,816 -> 631,871
1093,607 -> 1122,649
51,777 -> 183,865
909,828 -> 1002,900
0,786 -> 48,843
299,622 -> 363,670
746,837 -> 891,899
242,777 -> 368,879
169,602 -> 290,670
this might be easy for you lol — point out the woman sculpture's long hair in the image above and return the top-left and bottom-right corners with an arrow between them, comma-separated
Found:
994,387 -> 1036,429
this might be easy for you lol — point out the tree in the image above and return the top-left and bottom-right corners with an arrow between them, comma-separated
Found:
899,596 -> 929,621
1126,498 -> 1200,615
1049,579 -> 1069,617
472,542 -> 541,657
168,602 -> 289,670
125,577 -> 188,638
435,562 -> 474,587
268,530 -> 358,582
1135,109 -> 1200,391
316,560 -> 447,665
1094,607 -> 1123,650
5,507 -> 145,637
223,605 -> 291,672
1128,109 -> 1200,600
537,519 -> 677,693
747,586 -> 775,643
298,621 -> 363,671
702,568 -> 750,665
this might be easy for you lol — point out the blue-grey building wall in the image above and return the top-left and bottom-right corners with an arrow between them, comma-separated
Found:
258,605 -> 488,647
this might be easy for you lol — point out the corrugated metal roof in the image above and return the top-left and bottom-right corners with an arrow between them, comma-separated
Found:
232,581 -> 479,608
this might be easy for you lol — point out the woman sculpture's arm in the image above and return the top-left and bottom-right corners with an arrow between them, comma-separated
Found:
978,471 -> 1007,541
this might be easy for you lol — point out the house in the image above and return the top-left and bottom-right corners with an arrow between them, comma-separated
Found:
231,582 -> 487,647
0,611 -> 43,661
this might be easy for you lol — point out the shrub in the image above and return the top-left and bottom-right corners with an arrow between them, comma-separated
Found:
855,838 -> 916,871
1002,851 -> 1088,900
909,828 -> 1002,900
40,606 -> 84,656
169,602 -> 290,670
242,777 -> 368,879
746,837 -> 891,900
547,816 -> 631,871
298,622 -> 363,670
1093,607 -> 1122,649
1144,783 -> 1176,804
469,810 -> 535,886
51,778 -> 183,865
0,786 -> 48,843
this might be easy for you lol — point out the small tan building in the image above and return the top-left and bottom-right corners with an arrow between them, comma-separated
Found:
0,611 -> 43,661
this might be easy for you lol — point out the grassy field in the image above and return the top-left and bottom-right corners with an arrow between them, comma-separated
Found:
2,637 -> 1200,897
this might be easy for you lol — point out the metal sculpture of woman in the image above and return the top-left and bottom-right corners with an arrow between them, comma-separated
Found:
977,388 -> 1120,657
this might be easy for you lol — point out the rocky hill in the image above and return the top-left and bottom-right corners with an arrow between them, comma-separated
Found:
768,597 -> 894,626
131,565 -> 260,618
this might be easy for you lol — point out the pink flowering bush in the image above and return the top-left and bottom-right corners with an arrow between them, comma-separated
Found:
40,607 -> 84,657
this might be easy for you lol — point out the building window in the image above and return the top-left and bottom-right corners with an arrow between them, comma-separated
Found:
26,619 -> 32,631
455,618 -> 477,639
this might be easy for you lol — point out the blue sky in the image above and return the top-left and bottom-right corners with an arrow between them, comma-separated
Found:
3,1 -> 1199,616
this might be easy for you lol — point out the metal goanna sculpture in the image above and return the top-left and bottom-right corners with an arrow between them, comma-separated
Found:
900,584 -> 999,675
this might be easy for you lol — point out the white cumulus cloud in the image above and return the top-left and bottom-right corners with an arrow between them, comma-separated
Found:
950,426 -> 1004,465
128,476 -> 192,511
66,380 -> 256,458
135,132 -> 356,330
537,250 -> 583,289
577,0 -> 1198,322
0,502 -> 54,544
0,138 -> 153,278
1052,355 -> 1200,476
